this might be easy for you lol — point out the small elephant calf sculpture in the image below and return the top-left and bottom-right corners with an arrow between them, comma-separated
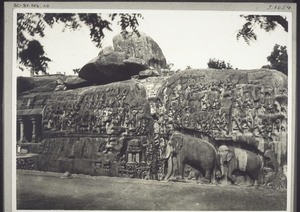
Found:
217,145 -> 263,185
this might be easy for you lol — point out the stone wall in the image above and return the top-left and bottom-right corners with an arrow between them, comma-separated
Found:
17,68 -> 288,179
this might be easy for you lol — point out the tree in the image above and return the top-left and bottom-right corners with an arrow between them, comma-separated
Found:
18,40 -> 51,76
17,13 -> 143,75
237,15 -> 288,44
207,58 -> 233,69
262,44 -> 288,75
73,68 -> 80,75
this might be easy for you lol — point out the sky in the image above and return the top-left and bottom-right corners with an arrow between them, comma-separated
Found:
16,11 -> 290,77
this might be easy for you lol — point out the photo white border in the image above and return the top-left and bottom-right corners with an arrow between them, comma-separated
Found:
4,2 -> 297,212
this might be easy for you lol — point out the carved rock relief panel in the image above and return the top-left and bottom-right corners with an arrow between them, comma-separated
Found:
17,69 -> 288,179
42,82 -> 152,137
156,70 -> 288,165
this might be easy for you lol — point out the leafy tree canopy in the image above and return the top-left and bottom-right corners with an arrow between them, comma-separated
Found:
18,40 -> 51,76
237,15 -> 288,44
207,58 -> 233,70
262,44 -> 288,75
17,13 -> 143,75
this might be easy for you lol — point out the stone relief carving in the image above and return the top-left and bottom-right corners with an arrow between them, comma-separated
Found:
17,70 -> 288,185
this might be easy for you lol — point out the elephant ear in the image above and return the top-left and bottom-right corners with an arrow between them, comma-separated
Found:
226,151 -> 235,162
171,134 -> 183,153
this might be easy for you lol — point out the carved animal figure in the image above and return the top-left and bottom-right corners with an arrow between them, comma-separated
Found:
164,131 -> 217,183
217,145 -> 263,185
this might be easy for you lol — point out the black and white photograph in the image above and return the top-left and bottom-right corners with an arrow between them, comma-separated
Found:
3,2 -> 297,211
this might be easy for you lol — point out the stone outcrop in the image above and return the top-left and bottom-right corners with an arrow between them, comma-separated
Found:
17,75 -> 93,94
79,32 -> 167,84
64,76 -> 93,89
113,32 -> 167,69
17,68 -> 288,183
139,69 -> 161,78
17,75 -> 68,94
78,47 -> 148,84
123,57 -> 148,67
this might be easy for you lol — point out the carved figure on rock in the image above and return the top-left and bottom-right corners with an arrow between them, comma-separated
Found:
163,131 -> 217,183
217,145 -> 263,185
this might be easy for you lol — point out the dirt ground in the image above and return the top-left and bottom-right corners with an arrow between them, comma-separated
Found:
17,170 -> 286,210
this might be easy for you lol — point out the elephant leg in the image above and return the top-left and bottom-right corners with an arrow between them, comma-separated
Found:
202,169 -> 212,183
194,170 -> 202,180
227,171 -> 236,184
181,163 -> 185,180
164,156 -> 173,181
211,166 -> 217,184
252,169 -> 262,186
177,157 -> 184,180
257,163 -> 264,186
227,162 -> 236,184
256,170 -> 263,186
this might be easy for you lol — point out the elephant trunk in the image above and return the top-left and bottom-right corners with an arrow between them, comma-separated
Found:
216,152 -> 227,177
220,164 -> 225,177
164,154 -> 174,181
163,143 -> 175,181
214,153 -> 223,179
164,143 -> 173,160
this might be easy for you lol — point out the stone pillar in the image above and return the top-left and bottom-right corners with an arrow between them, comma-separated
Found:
31,117 -> 36,143
18,117 -> 26,143
128,153 -> 132,163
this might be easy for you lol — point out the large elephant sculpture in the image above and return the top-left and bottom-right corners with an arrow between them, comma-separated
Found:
164,131 -> 217,183
217,145 -> 263,185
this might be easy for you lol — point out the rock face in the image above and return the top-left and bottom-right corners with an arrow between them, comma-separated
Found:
79,32 -> 167,84
78,47 -> 148,84
17,69 -> 288,184
155,69 -> 288,178
113,32 -> 167,69
17,75 -> 92,94
17,75 -> 68,94
64,76 -> 93,89
139,69 -> 161,78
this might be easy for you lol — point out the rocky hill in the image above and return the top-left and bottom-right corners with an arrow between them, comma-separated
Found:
16,32 -> 288,186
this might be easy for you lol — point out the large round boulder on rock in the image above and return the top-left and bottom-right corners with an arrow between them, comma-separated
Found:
113,32 -> 167,69
79,48 -> 148,84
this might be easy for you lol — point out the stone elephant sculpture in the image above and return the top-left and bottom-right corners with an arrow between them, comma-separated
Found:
217,145 -> 263,185
164,131 -> 217,183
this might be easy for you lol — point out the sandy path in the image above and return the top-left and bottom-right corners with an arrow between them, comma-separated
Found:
17,170 -> 286,210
